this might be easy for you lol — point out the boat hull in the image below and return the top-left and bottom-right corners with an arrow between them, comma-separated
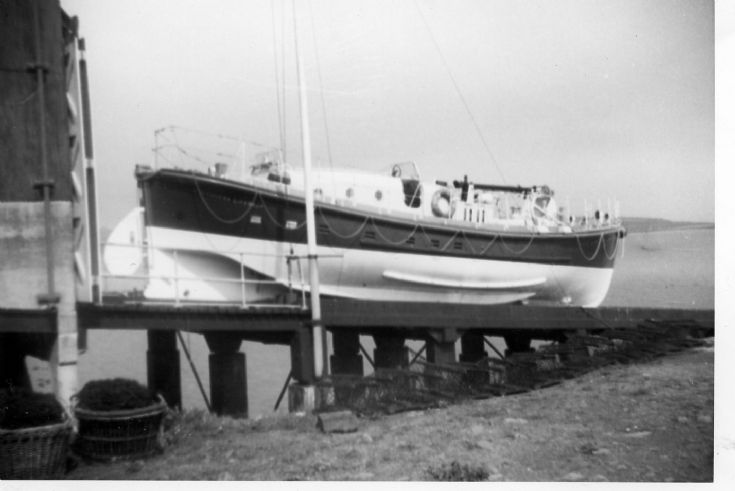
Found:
130,169 -> 623,307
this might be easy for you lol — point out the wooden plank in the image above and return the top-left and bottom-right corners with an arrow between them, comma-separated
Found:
0,308 -> 56,333
319,299 -> 714,331
76,302 -> 308,333
76,299 -> 713,335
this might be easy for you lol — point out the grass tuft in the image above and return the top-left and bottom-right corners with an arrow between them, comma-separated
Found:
427,460 -> 489,481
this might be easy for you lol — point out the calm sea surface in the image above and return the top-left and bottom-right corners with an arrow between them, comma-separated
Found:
74,228 -> 714,417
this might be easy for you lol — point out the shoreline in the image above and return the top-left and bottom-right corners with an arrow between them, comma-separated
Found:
66,341 -> 714,481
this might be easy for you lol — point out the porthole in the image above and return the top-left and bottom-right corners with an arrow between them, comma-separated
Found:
375,190 -> 383,201
346,188 -> 354,198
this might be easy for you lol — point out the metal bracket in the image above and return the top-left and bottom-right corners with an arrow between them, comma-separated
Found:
25,62 -> 49,73
426,327 -> 460,344
33,179 -> 56,191
37,292 -> 61,305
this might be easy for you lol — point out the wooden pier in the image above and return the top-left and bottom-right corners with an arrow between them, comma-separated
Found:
3,298 -> 713,417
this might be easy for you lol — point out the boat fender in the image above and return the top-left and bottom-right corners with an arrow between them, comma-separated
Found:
431,188 -> 452,218
619,227 -> 627,238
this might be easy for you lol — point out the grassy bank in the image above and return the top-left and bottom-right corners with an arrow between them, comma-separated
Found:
66,342 -> 714,481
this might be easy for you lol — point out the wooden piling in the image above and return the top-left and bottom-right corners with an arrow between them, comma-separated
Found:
373,334 -> 409,369
205,333 -> 247,418
330,330 -> 363,376
459,331 -> 490,385
426,339 -> 456,365
290,324 -> 315,384
459,332 -> 488,362
146,330 -> 181,409
0,334 -> 32,390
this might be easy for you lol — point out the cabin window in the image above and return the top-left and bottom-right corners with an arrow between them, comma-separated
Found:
402,180 -> 421,208
534,196 -> 550,218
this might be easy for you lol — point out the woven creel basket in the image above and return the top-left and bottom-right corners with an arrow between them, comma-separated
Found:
74,399 -> 167,461
0,418 -> 72,479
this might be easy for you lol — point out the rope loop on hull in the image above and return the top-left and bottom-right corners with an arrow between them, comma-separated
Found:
187,173 -> 621,267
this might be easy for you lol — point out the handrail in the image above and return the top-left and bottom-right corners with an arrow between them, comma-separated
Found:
100,241 -> 343,309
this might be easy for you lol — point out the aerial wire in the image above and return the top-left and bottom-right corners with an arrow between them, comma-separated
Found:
308,0 -> 335,170
413,0 -> 506,184
271,0 -> 286,158
281,0 -> 288,162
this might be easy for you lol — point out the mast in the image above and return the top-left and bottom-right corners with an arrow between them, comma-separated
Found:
292,0 -> 325,379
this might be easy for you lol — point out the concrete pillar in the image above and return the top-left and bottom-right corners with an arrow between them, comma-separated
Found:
288,324 -> 338,414
459,332 -> 490,385
205,333 -> 247,418
504,333 -> 534,356
290,325 -> 315,384
288,383 -> 334,414
459,332 -> 488,363
330,330 -> 363,376
146,330 -> 181,409
373,334 -> 408,369
426,339 -> 456,365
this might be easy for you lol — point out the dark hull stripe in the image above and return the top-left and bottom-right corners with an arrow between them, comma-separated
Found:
139,169 -> 622,269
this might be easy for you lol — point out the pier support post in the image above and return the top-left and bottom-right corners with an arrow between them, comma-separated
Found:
504,333 -> 534,356
459,332 -> 490,385
290,325 -> 315,384
373,334 -> 408,369
459,332 -> 488,363
426,339 -> 456,365
330,330 -> 363,376
424,330 -> 460,388
146,330 -> 181,409
0,333 -> 56,391
288,324 -> 334,414
0,334 -> 32,390
425,329 -> 459,365
205,333 -> 247,418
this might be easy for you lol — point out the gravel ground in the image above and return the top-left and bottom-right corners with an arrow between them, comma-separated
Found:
65,340 -> 714,482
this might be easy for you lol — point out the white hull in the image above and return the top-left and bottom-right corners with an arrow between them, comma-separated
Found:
141,225 -> 614,307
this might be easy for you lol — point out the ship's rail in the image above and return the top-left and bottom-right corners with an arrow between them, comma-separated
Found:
150,127 -> 623,236
99,241 -> 317,309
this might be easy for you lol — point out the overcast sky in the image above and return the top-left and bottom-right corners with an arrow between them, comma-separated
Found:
60,0 -> 715,227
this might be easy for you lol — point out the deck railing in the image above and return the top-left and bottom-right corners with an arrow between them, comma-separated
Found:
99,242 -> 312,309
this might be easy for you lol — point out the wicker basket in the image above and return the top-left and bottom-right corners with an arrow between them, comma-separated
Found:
0,418 -> 72,479
74,399 -> 167,461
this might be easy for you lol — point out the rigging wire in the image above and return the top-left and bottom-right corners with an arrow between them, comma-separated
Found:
281,0 -> 288,162
271,0 -> 286,157
308,0 -> 335,169
412,0 -> 506,184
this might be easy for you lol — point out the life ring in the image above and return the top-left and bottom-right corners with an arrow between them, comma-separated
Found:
431,188 -> 452,218
391,165 -> 402,178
